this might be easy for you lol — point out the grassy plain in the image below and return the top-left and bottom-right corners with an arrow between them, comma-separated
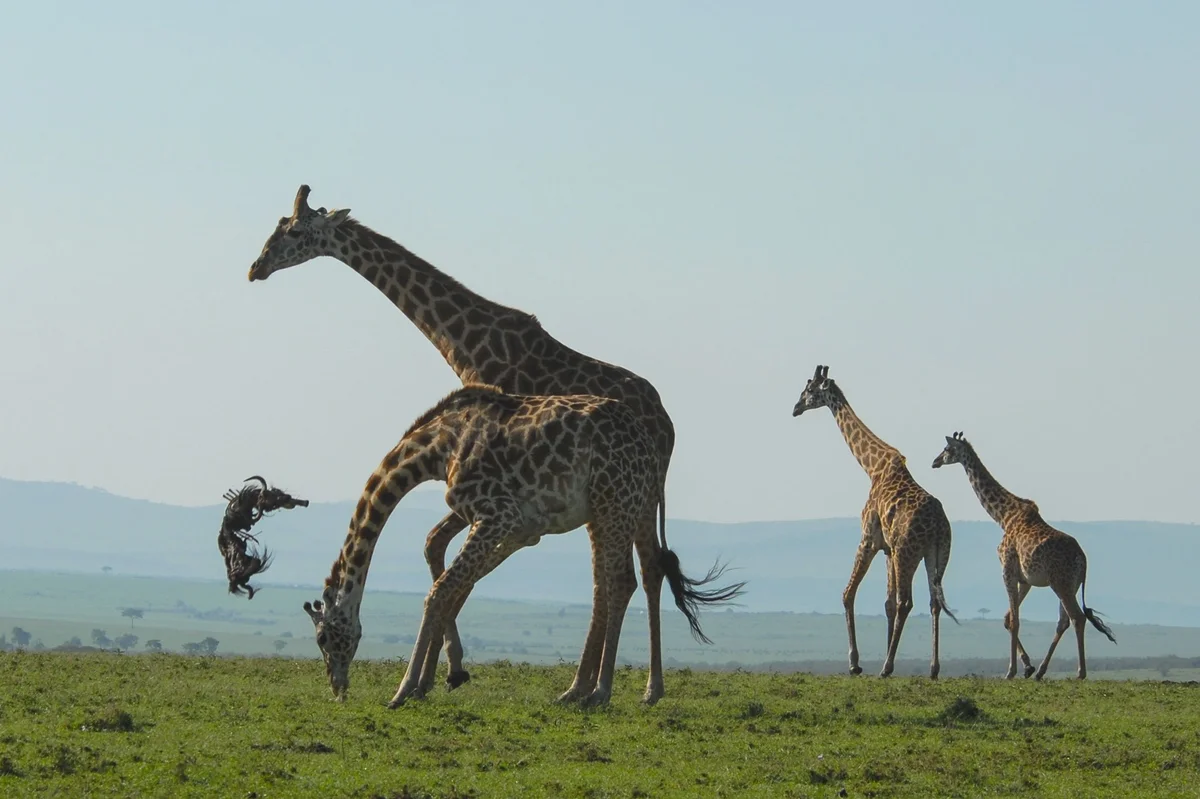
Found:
2,651 -> 1199,798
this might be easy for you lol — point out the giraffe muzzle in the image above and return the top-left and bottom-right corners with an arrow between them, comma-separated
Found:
247,259 -> 270,282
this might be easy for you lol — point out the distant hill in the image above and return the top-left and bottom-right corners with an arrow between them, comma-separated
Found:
1,477 -> 1196,627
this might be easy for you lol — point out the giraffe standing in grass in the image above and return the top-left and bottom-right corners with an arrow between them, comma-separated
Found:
792,365 -> 957,678
303,385 -> 743,708
248,185 -> 676,697
932,432 -> 1116,679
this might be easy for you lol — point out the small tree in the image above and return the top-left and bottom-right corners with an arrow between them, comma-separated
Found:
977,608 -> 991,621
199,637 -> 220,656
11,627 -> 32,648
182,642 -> 202,655
273,640 -> 288,653
67,636 -> 83,647
145,639 -> 163,653
101,566 -> 113,575
115,633 -> 139,651
91,628 -> 112,648
121,608 -> 144,628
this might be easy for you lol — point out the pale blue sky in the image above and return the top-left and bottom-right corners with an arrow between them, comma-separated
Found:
1,2 -> 1197,524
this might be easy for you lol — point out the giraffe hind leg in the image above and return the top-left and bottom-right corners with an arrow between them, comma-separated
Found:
635,528 -> 666,705
422,512 -> 472,690
581,524 -> 639,707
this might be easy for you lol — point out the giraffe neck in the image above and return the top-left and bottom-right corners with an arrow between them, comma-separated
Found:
324,435 -> 451,611
956,445 -> 1024,526
331,219 -> 540,385
827,388 -> 903,478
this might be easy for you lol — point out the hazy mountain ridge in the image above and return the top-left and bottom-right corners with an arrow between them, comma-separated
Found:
1,477 -> 1196,627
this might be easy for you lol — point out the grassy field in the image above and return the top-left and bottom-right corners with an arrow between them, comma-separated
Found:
2,652 -> 1199,798
7,570 -> 1200,677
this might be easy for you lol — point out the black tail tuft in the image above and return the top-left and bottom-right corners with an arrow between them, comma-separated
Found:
659,548 -> 746,644
1084,607 -> 1117,644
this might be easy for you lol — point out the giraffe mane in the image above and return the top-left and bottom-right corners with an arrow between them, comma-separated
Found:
399,384 -> 512,440
341,217 -> 542,327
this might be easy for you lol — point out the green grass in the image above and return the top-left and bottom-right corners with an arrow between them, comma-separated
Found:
2,652 -> 1199,798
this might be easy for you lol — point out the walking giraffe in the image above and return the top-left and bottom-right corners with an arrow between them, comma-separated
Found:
247,185 -> 676,696
303,385 -> 743,707
932,432 -> 1116,679
791,365 -> 957,678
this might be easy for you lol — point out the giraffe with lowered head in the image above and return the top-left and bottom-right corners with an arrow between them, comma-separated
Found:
792,365 -> 958,678
932,431 -> 1116,680
248,185 -> 676,695
303,385 -> 743,708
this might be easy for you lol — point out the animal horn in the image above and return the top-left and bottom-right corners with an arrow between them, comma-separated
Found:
293,184 -> 312,217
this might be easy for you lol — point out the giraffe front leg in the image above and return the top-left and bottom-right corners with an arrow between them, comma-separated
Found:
422,512 -> 472,690
844,515 -> 881,676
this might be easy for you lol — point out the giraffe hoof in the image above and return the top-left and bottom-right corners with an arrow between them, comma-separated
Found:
641,689 -> 664,706
1023,665 -> 1036,679
581,690 -> 611,708
446,670 -> 471,690
849,665 -> 863,676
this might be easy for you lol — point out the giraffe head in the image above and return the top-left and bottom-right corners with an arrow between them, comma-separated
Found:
792,364 -> 838,417
303,588 -> 362,700
248,184 -> 353,281
931,431 -> 971,469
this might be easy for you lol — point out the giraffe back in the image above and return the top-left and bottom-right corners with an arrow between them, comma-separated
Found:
430,388 -> 660,535
870,459 -> 952,549
998,503 -> 1087,589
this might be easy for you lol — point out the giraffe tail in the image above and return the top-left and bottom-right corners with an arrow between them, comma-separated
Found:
655,488 -> 747,644
1080,562 -> 1117,644
931,536 -> 960,625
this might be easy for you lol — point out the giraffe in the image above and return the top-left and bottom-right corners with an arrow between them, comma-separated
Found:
791,364 -> 958,678
302,385 -> 744,707
932,431 -> 1116,680
248,185 -> 675,693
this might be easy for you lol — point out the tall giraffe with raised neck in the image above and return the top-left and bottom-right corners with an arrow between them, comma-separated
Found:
792,365 -> 957,678
248,185 -> 676,692
932,432 -> 1116,680
303,385 -> 742,707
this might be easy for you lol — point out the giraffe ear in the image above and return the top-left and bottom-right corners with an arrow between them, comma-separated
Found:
945,435 -> 955,445
323,208 -> 351,226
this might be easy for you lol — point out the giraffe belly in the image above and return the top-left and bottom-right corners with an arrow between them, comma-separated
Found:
517,484 -> 591,537
1019,563 -> 1053,588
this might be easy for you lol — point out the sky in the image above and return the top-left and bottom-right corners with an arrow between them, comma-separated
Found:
1,2 -> 1198,525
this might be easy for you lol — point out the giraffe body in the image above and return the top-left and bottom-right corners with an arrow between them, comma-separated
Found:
303,385 -> 741,708
250,185 -> 675,690
932,432 -> 1116,680
792,365 -> 957,679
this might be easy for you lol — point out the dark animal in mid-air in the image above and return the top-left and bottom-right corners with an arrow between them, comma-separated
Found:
218,475 -> 309,599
